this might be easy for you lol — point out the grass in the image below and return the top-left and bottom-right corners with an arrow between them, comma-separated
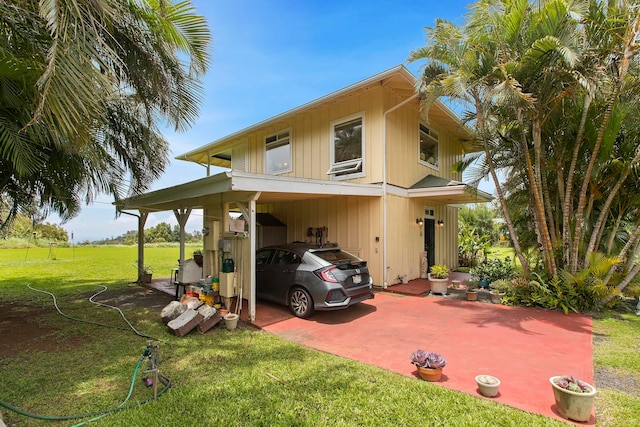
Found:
592,310 -> 640,426
0,246 -> 637,426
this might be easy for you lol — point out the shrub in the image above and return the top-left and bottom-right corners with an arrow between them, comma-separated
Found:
490,279 -> 511,293
470,257 -> 514,283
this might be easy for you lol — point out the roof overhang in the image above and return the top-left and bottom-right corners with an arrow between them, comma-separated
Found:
175,65 -> 477,168
386,174 -> 493,205
406,185 -> 493,204
116,171 -> 383,212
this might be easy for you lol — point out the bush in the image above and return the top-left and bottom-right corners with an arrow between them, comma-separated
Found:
470,257 -> 514,283
502,267 -> 615,314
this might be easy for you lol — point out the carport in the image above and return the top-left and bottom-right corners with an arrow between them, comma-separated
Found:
117,170 -> 382,322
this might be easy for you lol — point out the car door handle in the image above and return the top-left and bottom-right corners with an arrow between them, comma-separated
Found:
283,269 -> 294,273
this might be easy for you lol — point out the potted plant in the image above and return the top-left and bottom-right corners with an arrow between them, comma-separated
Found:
549,375 -> 596,422
428,264 -> 449,295
489,279 -> 510,304
193,250 -> 203,267
475,374 -> 501,397
410,349 -> 447,382
141,265 -> 153,283
465,280 -> 479,301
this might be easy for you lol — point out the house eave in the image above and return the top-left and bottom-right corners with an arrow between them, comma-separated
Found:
404,185 -> 493,205
176,65 -> 418,165
117,171 -> 383,212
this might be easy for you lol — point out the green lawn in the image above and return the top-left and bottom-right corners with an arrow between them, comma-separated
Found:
0,246 -> 637,426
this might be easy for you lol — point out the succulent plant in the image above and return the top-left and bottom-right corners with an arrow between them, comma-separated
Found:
553,375 -> 592,393
410,349 -> 447,369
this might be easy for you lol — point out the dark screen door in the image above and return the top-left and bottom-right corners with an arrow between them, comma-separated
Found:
424,218 -> 435,269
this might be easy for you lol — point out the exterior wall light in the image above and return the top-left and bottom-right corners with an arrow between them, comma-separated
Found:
437,220 -> 444,227
416,218 -> 424,226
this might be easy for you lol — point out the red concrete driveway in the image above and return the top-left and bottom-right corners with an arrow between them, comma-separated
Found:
257,292 -> 594,424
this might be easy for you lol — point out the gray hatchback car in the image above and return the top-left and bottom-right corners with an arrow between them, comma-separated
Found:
256,243 -> 374,318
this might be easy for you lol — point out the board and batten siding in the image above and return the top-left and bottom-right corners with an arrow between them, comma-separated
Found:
259,196 -> 383,284
242,86 -> 385,184
383,94 -> 464,189
386,194 -> 460,284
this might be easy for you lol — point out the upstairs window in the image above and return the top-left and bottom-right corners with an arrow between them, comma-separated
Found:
327,115 -> 364,179
419,124 -> 439,168
265,129 -> 291,175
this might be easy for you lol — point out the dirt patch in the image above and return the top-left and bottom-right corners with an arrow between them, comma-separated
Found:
0,303 -> 61,358
0,284 -> 173,359
595,367 -> 640,397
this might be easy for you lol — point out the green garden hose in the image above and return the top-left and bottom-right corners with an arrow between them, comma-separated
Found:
0,346 -> 171,423
0,285 -> 173,424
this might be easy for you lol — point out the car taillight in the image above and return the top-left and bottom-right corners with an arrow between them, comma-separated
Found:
315,266 -> 338,283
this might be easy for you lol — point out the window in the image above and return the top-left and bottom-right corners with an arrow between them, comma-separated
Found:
274,250 -> 300,265
419,124 -> 439,168
256,249 -> 275,265
265,129 -> 291,175
327,115 -> 364,178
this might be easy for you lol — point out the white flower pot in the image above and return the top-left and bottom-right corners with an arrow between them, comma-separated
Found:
549,376 -> 596,422
475,375 -> 500,397
428,275 -> 449,295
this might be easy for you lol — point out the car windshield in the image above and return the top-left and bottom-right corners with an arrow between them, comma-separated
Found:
312,249 -> 359,264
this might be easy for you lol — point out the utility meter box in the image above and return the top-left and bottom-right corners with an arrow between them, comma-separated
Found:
218,239 -> 231,253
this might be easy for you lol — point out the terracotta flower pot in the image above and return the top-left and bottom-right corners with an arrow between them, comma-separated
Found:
418,366 -> 443,382
466,290 -> 478,301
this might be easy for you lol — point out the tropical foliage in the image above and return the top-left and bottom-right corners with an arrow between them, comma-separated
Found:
1,213 -> 68,241
458,205 -> 495,266
429,264 -> 450,279
470,257 -> 514,284
410,0 -> 640,305
0,0 -> 211,231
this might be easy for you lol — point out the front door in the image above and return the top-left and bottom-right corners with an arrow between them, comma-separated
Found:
424,218 -> 435,269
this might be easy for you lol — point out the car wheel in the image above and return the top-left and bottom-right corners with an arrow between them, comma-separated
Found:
289,287 -> 314,318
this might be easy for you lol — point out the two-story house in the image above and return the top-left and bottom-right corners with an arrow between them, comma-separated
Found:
120,64 -> 491,321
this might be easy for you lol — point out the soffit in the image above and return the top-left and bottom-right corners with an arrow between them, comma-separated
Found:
400,174 -> 493,204
117,171 -> 382,213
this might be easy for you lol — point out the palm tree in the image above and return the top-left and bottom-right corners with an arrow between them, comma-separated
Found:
0,0 -> 211,230
410,0 -> 640,301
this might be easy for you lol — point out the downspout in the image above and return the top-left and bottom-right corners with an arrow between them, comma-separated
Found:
382,93 -> 418,288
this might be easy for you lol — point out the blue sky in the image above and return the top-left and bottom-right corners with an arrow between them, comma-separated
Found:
55,0 -> 482,242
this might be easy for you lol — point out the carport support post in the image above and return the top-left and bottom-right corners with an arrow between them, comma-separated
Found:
173,208 -> 192,264
249,198 -> 257,322
137,212 -> 149,282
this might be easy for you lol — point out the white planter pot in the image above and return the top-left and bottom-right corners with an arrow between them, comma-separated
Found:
490,292 -> 504,304
428,276 -> 449,295
549,376 -> 596,422
475,375 -> 500,397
